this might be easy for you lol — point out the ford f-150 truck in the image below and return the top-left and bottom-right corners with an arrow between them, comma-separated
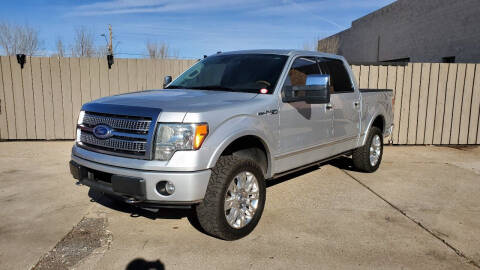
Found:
70,50 -> 393,240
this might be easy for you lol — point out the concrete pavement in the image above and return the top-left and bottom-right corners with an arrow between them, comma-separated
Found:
0,142 -> 479,269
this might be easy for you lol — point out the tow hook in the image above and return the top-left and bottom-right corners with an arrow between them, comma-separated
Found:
124,197 -> 142,204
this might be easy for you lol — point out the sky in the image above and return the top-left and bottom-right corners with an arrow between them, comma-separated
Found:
0,0 -> 396,59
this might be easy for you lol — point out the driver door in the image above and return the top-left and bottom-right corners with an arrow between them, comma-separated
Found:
275,56 -> 334,174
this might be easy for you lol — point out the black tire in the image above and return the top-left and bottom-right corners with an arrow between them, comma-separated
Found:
193,155 -> 266,240
352,127 -> 383,173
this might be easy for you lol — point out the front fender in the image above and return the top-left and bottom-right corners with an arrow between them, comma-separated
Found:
204,115 -> 275,178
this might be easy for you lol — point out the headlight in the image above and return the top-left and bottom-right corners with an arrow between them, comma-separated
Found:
76,111 -> 85,143
154,123 -> 208,160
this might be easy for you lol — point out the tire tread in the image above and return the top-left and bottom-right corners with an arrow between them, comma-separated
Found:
195,155 -> 265,240
352,127 -> 383,173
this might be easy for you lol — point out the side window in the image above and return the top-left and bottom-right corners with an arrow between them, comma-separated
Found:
284,57 -> 320,87
318,58 -> 354,93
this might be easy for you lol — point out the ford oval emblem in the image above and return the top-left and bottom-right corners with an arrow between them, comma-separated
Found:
93,125 -> 113,139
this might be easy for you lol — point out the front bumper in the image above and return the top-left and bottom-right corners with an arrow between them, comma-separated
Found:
70,155 -> 211,205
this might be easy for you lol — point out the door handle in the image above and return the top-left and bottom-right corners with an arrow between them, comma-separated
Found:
326,103 -> 333,110
354,101 -> 360,107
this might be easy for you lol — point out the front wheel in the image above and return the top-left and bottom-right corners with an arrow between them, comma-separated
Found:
194,155 -> 266,240
352,127 -> 383,172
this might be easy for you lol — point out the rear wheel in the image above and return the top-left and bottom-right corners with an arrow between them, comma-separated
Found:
352,127 -> 383,172
194,155 -> 266,240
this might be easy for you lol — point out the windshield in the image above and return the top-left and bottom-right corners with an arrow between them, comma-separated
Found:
166,54 -> 288,94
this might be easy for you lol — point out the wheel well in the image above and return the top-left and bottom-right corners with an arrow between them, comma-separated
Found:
372,115 -> 385,133
221,136 -> 269,176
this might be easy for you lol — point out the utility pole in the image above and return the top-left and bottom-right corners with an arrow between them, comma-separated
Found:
106,24 -> 114,69
108,24 -> 113,55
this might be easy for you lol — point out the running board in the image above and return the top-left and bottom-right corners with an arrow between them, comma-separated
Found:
270,150 -> 352,180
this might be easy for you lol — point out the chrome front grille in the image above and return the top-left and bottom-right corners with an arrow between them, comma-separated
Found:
80,132 -> 146,152
82,112 -> 151,133
78,111 -> 153,158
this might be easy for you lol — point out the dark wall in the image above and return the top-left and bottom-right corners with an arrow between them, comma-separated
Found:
318,0 -> 480,63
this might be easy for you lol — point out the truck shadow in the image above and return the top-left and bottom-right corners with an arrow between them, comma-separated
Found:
266,165 -> 319,188
86,156 -> 358,237
88,189 -> 192,220
327,156 -> 363,172
266,155 -> 361,188
88,188 -> 209,235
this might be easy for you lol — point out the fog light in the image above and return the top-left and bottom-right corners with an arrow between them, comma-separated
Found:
156,181 -> 175,196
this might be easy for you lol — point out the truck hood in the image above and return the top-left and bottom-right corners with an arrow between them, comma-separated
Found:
89,89 -> 258,112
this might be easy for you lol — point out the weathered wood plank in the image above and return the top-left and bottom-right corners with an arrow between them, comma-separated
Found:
89,58 -> 101,100
9,56 -> 27,139
154,59 -> 162,88
31,57 -> 46,139
1,57 -> 16,139
368,65 -> 378,89
392,66 -> 404,144
9,58 -> 26,138
0,57 -> 9,139
21,57 -> 36,139
378,65 -> 387,89
79,58 -> 91,104
433,64 -> 449,144
407,63 -> 421,144
170,59 -> 178,79
441,64 -> 458,144
459,64 -> 475,144
424,63 -> 440,144
359,65 -> 369,89
450,64 -> 466,144
70,58 -> 82,136
398,63 -> 412,144
40,58 -> 55,140
386,66 -> 397,93
59,58 -> 74,139
384,65 -> 397,144
469,64 -> 480,144
351,65 -> 360,88
49,57 -> 65,139
137,59 -> 147,91
108,59 -> 119,96
146,59 -> 156,89
99,58 -> 109,97
117,59 -> 129,93
416,63 -> 431,144
127,58 -> 138,92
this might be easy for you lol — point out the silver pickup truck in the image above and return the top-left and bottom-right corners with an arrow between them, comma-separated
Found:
70,50 -> 393,240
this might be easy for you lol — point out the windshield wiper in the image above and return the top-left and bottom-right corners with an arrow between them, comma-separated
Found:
188,85 -> 235,91
164,85 -> 184,89
167,85 -> 259,93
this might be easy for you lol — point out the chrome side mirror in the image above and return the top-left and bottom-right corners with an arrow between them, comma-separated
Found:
163,76 -> 172,88
283,74 -> 331,104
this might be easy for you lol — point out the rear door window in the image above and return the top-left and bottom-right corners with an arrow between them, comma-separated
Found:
317,58 -> 354,93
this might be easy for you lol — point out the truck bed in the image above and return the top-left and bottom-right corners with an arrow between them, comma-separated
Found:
359,88 -> 394,140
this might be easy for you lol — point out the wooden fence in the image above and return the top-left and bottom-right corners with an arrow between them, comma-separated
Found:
0,56 -> 196,140
0,57 -> 479,144
351,64 -> 480,145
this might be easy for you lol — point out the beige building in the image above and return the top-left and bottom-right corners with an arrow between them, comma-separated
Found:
318,0 -> 480,63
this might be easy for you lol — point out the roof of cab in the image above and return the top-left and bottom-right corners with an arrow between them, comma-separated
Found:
216,49 -> 344,60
